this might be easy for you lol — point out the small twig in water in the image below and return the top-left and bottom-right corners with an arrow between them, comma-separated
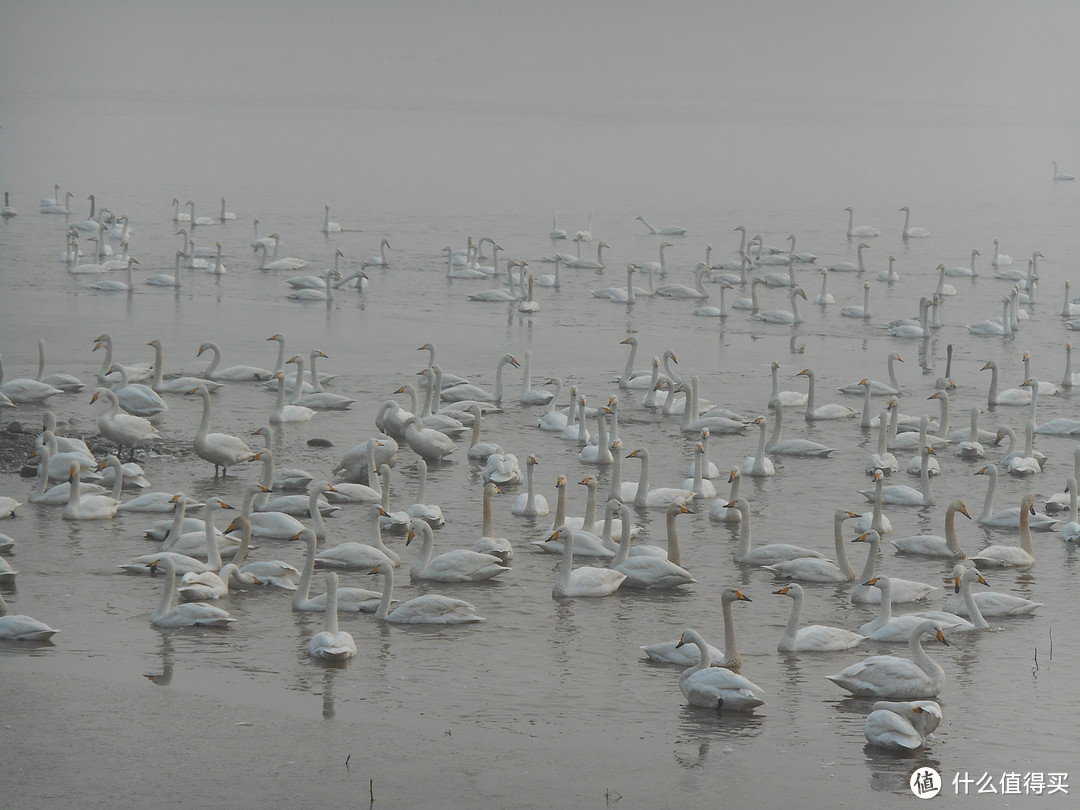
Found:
1033,646 -> 1039,677
605,788 -> 622,804
370,778 -> 374,805
1049,627 -> 1053,660
345,754 -> 350,769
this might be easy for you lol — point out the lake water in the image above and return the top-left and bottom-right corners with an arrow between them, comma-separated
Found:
2,2 -> 1079,807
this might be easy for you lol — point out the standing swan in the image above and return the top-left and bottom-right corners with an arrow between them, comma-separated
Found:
187,385 -> 255,475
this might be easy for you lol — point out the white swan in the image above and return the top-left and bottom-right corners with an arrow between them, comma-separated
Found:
943,563 -> 1041,617
292,529 -> 383,612
185,200 -> 216,227
732,277 -> 763,312
727,497 -> 826,565
35,340 -> 85,393
954,407 -> 987,460
471,481 -> 513,563
739,417 -> 776,477
440,354 -> 519,403
148,339 -> 223,395
849,531 -> 939,603
844,206 -> 880,237
285,356 -> 353,410
840,352 -> 903,396
871,443 -> 935,506
187,385 -> 255,475
574,212 -> 593,242
62,464 -> 119,520
549,525 -> 625,598
408,518 -> 508,582
946,248 -> 980,278
765,510 -> 860,582
856,577 -> 975,639
146,251 -> 184,287
402,415 -> 455,462
967,298 -> 1013,336
636,215 -> 686,236
89,256 -> 138,291
564,241 -> 609,270
641,587 -> 749,667
0,592 -> 60,641
864,701 -> 941,750
754,286 -> 807,324
708,470 -> 744,524
656,263 -> 711,300
322,204 -> 342,234
307,574 -> 358,661
316,505 -> 400,569
974,464 -> 1057,529
969,494 -> 1038,567
254,240 -> 307,271
866,407 -> 899,475
774,584 -> 865,651
0,353 -> 63,404
549,210 -> 567,240
889,297 -> 931,338
624,447 -> 696,508
891,499 -> 969,557
978,359 -> 1029,407
196,341 -> 273,381
826,620 -> 948,698
827,242 -> 869,273
1052,160 -> 1075,181
147,557 -> 234,628
876,255 -> 900,283
676,629 -> 766,711
511,454 -> 549,516
765,401 -> 834,457
91,387 -> 159,459
841,282 -> 873,319
814,268 -> 835,304
267,372 -> 314,423
370,561 -> 485,623
105,364 -> 168,418
611,503 -> 695,590
797,367 -> 857,421
899,205 -> 930,238
680,443 -> 717,498
406,458 -> 445,527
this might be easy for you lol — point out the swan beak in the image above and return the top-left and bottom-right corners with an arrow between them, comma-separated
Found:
292,531 -> 303,541
959,504 -> 972,519
509,356 -> 520,368
926,446 -> 935,456
377,507 -> 389,516
252,452 -> 262,461
220,501 -> 234,510
405,530 -> 415,546
90,392 -> 100,404
978,574 -> 989,586
368,566 -> 381,576
724,500 -> 736,508
772,587 -> 790,595
953,578 -> 961,593
846,511 -> 859,518
854,533 -> 869,543
225,518 -> 239,532
975,467 -> 987,476
547,530 -> 561,541
862,577 -> 879,587
675,637 -> 686,649
936,629 -> 949,646
259,485 -> 271,493
734,591 -> 751,602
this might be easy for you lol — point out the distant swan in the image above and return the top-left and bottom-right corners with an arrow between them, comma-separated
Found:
899,206 -> 930,239
844,206 -> 880,237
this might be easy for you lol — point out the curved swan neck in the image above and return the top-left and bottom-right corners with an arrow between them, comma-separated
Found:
857,532 -> 880,582
613,508 -> 633,566
582,476 -> 597,526
152,559 -> 177,622
293,532 -> 317,608
960,570 -> 990,629
375,566 -> 394,620
720,598 -> 740,666
781,589 -> 803,648
833,511 -> 853,578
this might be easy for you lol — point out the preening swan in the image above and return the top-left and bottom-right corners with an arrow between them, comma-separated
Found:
864,701 -> 941,750
307,574 -> 358,661
370,562 -> 485,623
641,587 -> 749,667
826,620 -> 948,698
774,584 -> 865,651
899,206 -> 930,239
676,628 -> 766,711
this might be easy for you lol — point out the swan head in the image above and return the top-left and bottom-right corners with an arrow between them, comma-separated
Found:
1022,493 -> 1036,514
553,475 -> 566,491
853,530 -> 879,545
899,206 -> 910,212
578,475 -> 596,488
773,583 -> 803,598
795,368 -> 811,378
722,588 -> 752,605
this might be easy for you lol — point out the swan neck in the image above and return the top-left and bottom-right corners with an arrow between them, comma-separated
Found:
961,574 -> 989,629
720,600 -> 740,666
293,533 -> 317,608
633,452 -> 650,504
833,513 -> 853,577
205,506 -> 222,568
781,592 -> 802,648
375,567 -> 393,620
482,486 -> 495,536
978,467 -> 996,521
152,560 -> 177,622
310,487 -> 328,538
665,510 -> 681,565
736,502 -> 752,558
857,534 -> 878,582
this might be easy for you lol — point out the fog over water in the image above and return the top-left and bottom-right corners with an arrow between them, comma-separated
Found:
2,2 -> 1079,808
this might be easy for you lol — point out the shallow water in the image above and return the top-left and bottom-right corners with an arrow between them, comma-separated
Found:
3,3 -> 1080,808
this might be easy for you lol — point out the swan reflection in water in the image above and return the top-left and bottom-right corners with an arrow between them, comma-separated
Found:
145,634 -> 174,686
